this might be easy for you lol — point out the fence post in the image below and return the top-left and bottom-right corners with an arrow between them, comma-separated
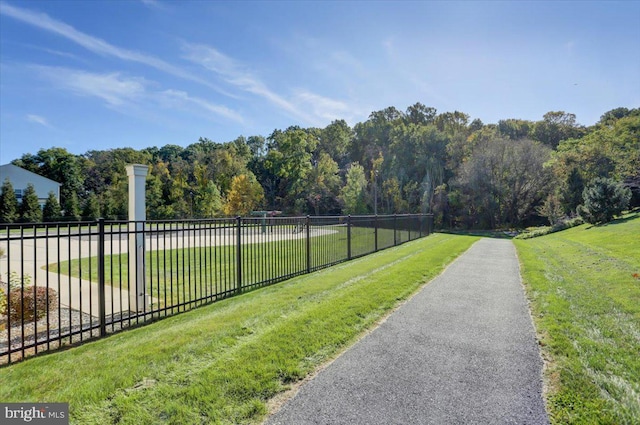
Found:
374,214 -> 378,252
423,214 -> 428,237
126,164 -> 148,313
236,216 -> 242,294
347,215 -> 352,260
393,214 -> 397,246
306,215 -> 311,273
97,218 -> 106,337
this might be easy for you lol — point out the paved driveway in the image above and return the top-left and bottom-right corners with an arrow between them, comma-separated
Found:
0,226 -> 336,316
265,238 -> 549,425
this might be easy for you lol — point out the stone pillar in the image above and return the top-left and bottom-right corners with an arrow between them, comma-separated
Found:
126,164 -> 149,312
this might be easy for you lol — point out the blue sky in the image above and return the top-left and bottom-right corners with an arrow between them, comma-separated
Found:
1,0 -> 639,164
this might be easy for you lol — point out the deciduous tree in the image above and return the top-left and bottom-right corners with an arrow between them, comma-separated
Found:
195,181 -> 223,218
452,138 -> 552,227
305,153 -> 342,215
223,173 -> 264,216
340,163 -> 368,215
14,147 -> 85,220
264,126 -> 317,211
497,119 -> 534,140
319,120 -> 352,168
382,177 -> 408,213
533,111 -> 585,148
404,102 -> 437,125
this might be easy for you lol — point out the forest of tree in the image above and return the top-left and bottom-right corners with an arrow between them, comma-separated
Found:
2,104 -> 639,229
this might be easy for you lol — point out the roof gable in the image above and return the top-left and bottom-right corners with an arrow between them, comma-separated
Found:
0,164 -> 62,187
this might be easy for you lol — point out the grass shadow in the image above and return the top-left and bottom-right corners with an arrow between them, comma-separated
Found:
437,229 -> 515,239
586,210 -> 639,229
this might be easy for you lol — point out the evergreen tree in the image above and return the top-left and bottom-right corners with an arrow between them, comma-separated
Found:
82,192 -> 101,220
19,183 -> 43,223
64,192 -> 81,221
579,178 -> 631,224
0,178 -> 19,223
563,168 -> 584,215
43,191 -> 62,222
101,191 -> 118,220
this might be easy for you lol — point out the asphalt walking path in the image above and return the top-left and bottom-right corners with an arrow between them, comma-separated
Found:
265,238 -> 549,425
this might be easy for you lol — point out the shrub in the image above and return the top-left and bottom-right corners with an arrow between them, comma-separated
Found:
515,216 -> 584,239
579,178 -> 632,224
536,193 -> 565,225
514,226 -> 551,239
1,271 -> 24,316
0,288 -> 6,316
7,286 -> 58,322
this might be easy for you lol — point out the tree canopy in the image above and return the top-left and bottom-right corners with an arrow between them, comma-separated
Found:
7,105 -> 637,227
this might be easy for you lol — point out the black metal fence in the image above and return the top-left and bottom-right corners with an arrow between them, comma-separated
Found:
0,214 -> 433,364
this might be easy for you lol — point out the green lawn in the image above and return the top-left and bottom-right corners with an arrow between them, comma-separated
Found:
48,226 -> 415,309
514,212 -> 640,424
1,233 -> 477,424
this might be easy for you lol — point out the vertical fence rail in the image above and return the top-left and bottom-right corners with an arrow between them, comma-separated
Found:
374,215 -> 378,252
0,214 -> 432,363
306,216 -> 311,274
347,215 -> 352,260
236,217 -> 242,294
98,218 -> 106,337
394,214 -> 398,246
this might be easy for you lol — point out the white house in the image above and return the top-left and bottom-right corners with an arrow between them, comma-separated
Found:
0,164 -> 62,207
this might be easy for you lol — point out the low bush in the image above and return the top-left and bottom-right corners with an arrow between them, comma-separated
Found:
7,286 -> 58,322
515,216 -> 584,239
0,288 -> 6,316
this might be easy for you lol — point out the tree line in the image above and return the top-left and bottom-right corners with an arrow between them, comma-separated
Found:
1,104 -> 638,228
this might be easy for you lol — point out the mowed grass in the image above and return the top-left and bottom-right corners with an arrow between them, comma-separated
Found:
48,226 -> 412,308
514,212 -> 640,424
0,233 -> 477,424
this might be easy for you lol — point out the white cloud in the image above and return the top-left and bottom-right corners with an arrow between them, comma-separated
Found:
39,67 -> 146,106
382,37 -> 395,55
182,43 -> 239,77
140,0 -> 161,8
293,91 -> 351,123
182,43 -> 355,126
1,2 -> 357,129
329,50 -> 367,77
159,89 -> 243,123
181,43 -> 309,119
34,45 -> 80,61
35,65 -> 243,123
0,2 -> 224,94
26,114 -> 51,127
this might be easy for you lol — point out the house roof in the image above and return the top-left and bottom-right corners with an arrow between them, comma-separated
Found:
0,163 -> 62,187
